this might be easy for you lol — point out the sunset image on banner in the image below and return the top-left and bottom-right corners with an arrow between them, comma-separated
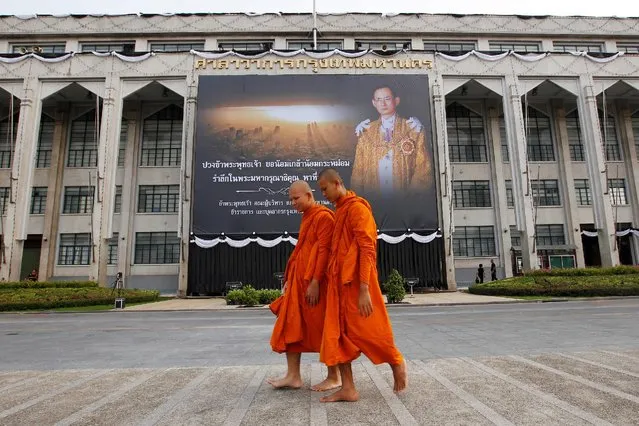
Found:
193,75 -> 437,235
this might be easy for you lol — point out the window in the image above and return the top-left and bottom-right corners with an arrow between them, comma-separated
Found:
108,233 -> 119,265
37,114 -> 55,168
0,114 -> 18,168
118,119 -> 127,167
505,180 -> 514,207
453,181 -> 491,208
499,116 -> 509,162
526,107 -> 555,161
355,40 -> 410,51
446,103 -> 487,162
114,186 -> 122,214
0,187 -> 9,215
68,109 -> 99,167
453,226 -> 496,257
30,187 -> 47,214
531,180 -> 560,206
632,111 -> 639,158
138,185 -> 179,213
58,233 -> 91,265
218,41 -> 273,51
12,43 -> 66,54
553,42 -> 603,53
574,179 -> 591,206
599,110 -> 621,161
134,232 -> 180,264
488,41 -> 541,52
63,186 -> 95,214
565,110 -> 585,161
80,43 -> 135,53
608,179 -> 627,205
535,224 -> 565,246
509,226 -> 521,247
150,42 -> 205,52
423,41 -> 476,52
287,40 -> 343,50
140,105 -> 183,167
617,43 -> 639,54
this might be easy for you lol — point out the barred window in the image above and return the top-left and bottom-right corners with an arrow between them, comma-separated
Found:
30,187 -> 47,214
140,105 -> 183,167
68,109 -> 99,167
0,114 -> 18,168
58,233 -> 91,265
446,103 -> 487,162
599,110 -> 621,161
12,43 -> 66,54
114,186 -> 122,214
150,42 -> 204,52
574,179 -> 591,206
535,224 -> 565,246
453,181 -> 491,208
505,180 -> 514,207
138,185 -> 179,213
632,111 -> 639,158
617,43 -> 639,54
488,41 -> 541,52
118,119 -> 127,167
108,233 -> 119,265
510,225 -> 521,247
134,232 -> 180,264
608,179 -> 627,205
531,180 -> 560,206
453,226 -> 496,257
423,41 -> 476,52
80,43 -> 135,53
36,114 -> 55,168
526,107 -> 555,161
565,110 -> 585,161
287,40 -> 343,50
553,42 -> 604,53
0,187 -> 9,215
355,40 -> 410,51
63,186 -> 95,214
218,41 -> 273,51
499,116 -> 509,162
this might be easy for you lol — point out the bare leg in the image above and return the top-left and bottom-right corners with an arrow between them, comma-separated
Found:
390,359 -> 407,392
311,365 -> 342,391
320,363 -> 359,402
267,352 -> 303,389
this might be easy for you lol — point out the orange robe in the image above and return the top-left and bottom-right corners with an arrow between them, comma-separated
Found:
320,191 -> 404,366
270,204 -> 335,353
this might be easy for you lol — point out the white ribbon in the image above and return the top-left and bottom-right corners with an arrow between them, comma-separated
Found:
0,52 -> 74,63
568,51 -> 625,63
581,228 -> 639,237
435,50 -> 550,62
190,49 -> 370,60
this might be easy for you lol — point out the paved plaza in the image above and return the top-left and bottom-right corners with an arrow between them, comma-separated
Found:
1,299 -> 638,425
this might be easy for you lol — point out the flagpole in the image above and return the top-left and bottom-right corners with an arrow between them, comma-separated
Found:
313,0 -> 317,49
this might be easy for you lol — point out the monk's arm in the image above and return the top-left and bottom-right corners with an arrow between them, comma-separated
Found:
312,212 -> 334,282
348,203 -> 377,285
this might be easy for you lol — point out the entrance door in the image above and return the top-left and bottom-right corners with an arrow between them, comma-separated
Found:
580,224 -> 601,267
20,234 -> 42,280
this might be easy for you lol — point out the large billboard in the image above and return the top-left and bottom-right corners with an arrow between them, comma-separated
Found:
193,75 -> 437,235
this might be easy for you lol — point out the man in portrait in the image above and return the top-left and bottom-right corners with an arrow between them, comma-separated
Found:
350,85 -> 432,198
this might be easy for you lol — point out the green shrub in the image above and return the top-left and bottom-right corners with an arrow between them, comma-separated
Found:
240,285 -> 260,306
259,289 -> 281,304
384,269 -> 406,304
225,286 -> 283,306
225,289 -> 244,305
0,281 -> 98,290
525,265 -> 639,277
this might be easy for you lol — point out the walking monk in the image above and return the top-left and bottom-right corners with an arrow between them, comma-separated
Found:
268,180 -> 341,391
317,168 -> 407,403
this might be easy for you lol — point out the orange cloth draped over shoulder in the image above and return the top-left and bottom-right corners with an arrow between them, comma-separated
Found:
320,191 -> 403,366
270,204 -> 335,353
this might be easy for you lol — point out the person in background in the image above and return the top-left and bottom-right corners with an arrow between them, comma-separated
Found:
490,259 -> 497,281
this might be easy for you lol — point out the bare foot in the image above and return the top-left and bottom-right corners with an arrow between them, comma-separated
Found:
391,360 -> 407,393
267,375 -> 303,389
311,377 -> 342,392
319,388 -> 359,403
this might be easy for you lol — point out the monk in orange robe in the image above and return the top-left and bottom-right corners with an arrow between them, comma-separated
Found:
317,168 -> 407,403
268,180 -> 341,391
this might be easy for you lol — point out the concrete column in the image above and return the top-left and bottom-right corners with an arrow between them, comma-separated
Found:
39,105 -> 70,280
576,75 -> 619,267
552,100 -> 586,267
90,72 -> 123,285
2,77 -> 42,281
431,79 -> 456,290
502,76 -> 538,271
178,75 -> 197,297
117,105 -> 140,286
616,101 -> 639,220
486,103 -> 512,278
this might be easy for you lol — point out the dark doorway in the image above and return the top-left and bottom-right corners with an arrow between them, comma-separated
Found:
616,223 -> 634,265
20,234 -> 42,280
580,224 -> 601,267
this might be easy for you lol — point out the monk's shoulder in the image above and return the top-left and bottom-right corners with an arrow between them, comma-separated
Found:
347,199 -> 373,221
314,206 -> 335,225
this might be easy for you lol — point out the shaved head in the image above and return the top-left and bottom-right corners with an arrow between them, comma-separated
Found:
289,180 -> 313,194
317,168 -> 347,204
289,180 -> 315,213
317,168 -> 343,184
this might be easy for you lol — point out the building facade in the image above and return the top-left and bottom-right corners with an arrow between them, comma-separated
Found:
1,12 -> 639,293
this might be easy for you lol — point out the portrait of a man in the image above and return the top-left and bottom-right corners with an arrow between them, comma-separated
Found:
350,85 -> 432,198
